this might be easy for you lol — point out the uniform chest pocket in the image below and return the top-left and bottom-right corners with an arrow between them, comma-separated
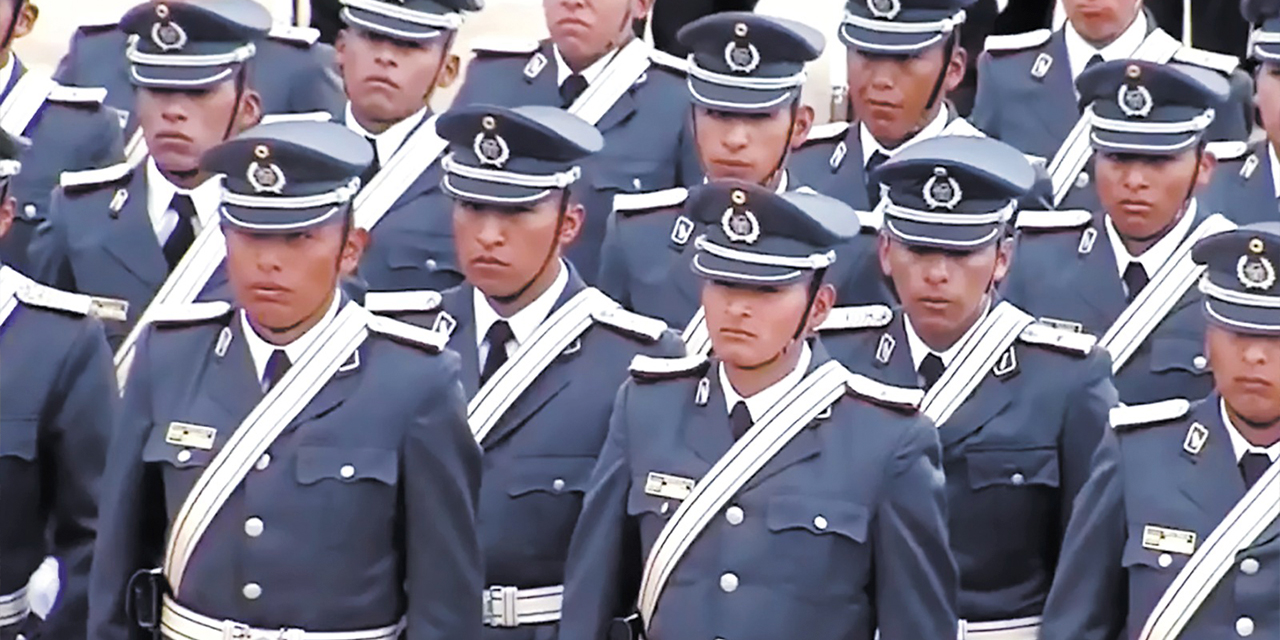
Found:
766,496 -> 869,542
506,456 -> 595,498
0,419 -> 37,461
1122,527 -> 1192,574
141,425 -> 217,469
295,446 -> 398,486
1150,336 -> 1209,375
765,496 -> 871,597
966,447 -> 1060,490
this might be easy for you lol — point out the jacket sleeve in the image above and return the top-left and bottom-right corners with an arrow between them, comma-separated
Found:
596,210 -> 631,307
1204,69 -> 1253,143
1057,349 -> 1118,541
28,191 -> 77,291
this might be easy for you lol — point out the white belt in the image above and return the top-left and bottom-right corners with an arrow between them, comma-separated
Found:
959,616 -> 1042,640
482,585 -> 563,628
161,596 -> 404,640
0,587 -> 29,627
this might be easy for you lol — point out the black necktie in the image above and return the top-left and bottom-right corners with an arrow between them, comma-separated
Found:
262,349 -> 291,393
1123,262 -> 1149,302
361,136 -> 380,186
729,401 -> 753,440
560,74 -> 589,107
1085,53 -> 1105,71
162,194 -> 197,270
479,321 -> 514,386
865,150 -> 890,206
919,353 -> 945,391
1240,452 -> 1272,490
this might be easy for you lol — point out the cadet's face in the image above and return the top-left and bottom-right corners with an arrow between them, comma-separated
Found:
1257,63 -> 1280,146
880,236 -> 1009,347
452,195 -> 583,298
224,220 -> 364,335
694,107 -> 811,184
1096,149 -> 1214,243
337,28 -> 451,128
138,83 -> 261,176
847,45 -> 965,147
543,0 -> 643,70
0,0 -> 37,47
1063,0 -> 1141,44
702,279 -> 833,369
1208,325 -> 1280,427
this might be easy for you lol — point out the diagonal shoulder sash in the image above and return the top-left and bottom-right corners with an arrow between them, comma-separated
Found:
1047,29 -> 1181,206
1100,213 -> 1235,373
468,287 -> 614,443
0,266 -> 25,330
163,302 -> 371,592
114,223 -> 228,390
0,72 -> 56,138
353,114 -> 446,232
1138,457 -> 1280,640
567,38 -> 651,126
921,301 -> 1035,426
680,307 -> 711,356
637,360 -> 853,626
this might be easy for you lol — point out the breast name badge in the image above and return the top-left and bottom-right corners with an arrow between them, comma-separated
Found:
165,422 -> 217,451
1142,525 -> 1197,556
645,471 -> 696,501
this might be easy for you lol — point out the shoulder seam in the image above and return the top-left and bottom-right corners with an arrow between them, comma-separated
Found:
614,187 -> 688,214
983,29 -> 1052,52
367,314 -> 447,353
1109,398 -> 1192,429
629,353 -> 709,381
1016,209 -> 1093,230
59,161 -> 134,190
363,290 -> 444,314
846,373 -> 924,412
592,305 -> 668,342
817,304 -> 893,332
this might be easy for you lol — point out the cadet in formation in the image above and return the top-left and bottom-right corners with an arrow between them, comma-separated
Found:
378,104 -> 684,637
30,0 -> 267,350
0,132 -> 117,640
453,0 -> 699,281
559,181 -> 957,640
0,0 -> 123,271
88,120 -> 482,640
819,135 -> 1118,639
1040,223 -> 1280,640
1003,59 -> 1235,405
337,0 -> 481,292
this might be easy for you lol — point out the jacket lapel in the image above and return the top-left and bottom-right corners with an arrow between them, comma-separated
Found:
103,168 -> 169,289
684,362 -> 735,465
875,315 -> 919,385
740,345 -> 832,491
1070,217 -> 1127,324
1177,397 -> 1246,522
834,128 -> 871,210
443,286 -> 480,397
289,340 -> 364,428
1034,32 -> 1080,147
529,41 -> 562,106
208,319 -> 267,424
593,82 -> 638,133
937,369 -> 1015,448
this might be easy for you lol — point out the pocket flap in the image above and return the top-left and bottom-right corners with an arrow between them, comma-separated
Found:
295,446 -> 398,485
387,241 -> 457,271
966,447 -> 1061,490
506,456 -> 596,497
0,419 -> 37,460
766,495 -> 869,542
1149,336 -> 1208,374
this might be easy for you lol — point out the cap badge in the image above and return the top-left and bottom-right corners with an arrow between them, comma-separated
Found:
1118,73 -> 1153,118
1237,238 -> 1276,290
474,116 -> 509,168
724,38 -> 760,74
923,167 -> 962,210
151,18 -> 187,52
721,190 -> 760,244
867,0 -> 901,20
247,156 -> 286,195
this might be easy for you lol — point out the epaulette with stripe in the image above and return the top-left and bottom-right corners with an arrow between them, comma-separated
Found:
269,24 -> 321,46
817,304 -> 893,332
1018,322 -> 1098,356
363,290 -> 443,314
629,353 -> 710,381
846,373 -> 923,412
1207,141 -> 1250,161
614,187 -> 687,216
1015,209 -> 1092,231
470,38 -> 542,56
47,84 -> 108,105
368,314 -> 447,353
73,19 -> 119,35
592,305 -> 668,342
59,161 -> 134,191
983,29 -> 1052,54
803,121 -> 850,144
260,111 -> 332,125
150,301 -> 233,326
1172,46 -> 1240,75
649,48 -> 688,74
8,269 -> 102,317
1109,398 -> 1191,431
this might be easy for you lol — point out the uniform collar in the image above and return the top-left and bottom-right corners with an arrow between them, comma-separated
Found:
0,52 -> 15,100
473,259 -> 570,352
553,44 -> 618,87
1268,143 -> 1280,199
1104,198 -> 1197,279
859,104 -> 950,168
1064,11 -> 1148,84
239,291 -> 343,383
719,342 -> 812,420
344,102 -> 429,167
145,157 -> 223,237
1220,398 -> 1280,463
902,297 -> 990,370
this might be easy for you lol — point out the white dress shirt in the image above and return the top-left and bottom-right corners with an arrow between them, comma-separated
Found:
473,260 -> 570,363
903,298 -> 991,370
0,52 -> 15,100
1063,11 -> 1148,84
720,342 -> 813,420
860,104 -> 951,168
553,45 -> 617,87
145,158 -> 223,244
344,102 -> 428,167
1221,400 -> 1280,463
1269,144 -> 1280,199
1105,199 -> 1198,282
240,291 -> 342,383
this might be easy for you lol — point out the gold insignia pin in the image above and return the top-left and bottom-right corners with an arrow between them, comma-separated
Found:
156,3 -> 169,18
734,22 -> 748,37
731,189 -> 746,205
253,144 -> 270,159
165,422 -> 217,451
1250,237 -> 1265,254
1126,64 -> 1141,79
1183,422 -> 1208,455
482,115 -> 496,130
645,471 -> 696,501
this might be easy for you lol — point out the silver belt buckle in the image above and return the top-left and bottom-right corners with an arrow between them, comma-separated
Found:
485,585 -> 519,628
221,621 -> 253,640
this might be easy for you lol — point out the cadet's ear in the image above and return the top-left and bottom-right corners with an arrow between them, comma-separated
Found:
13,3 -> 36,39
876,231 -> 894,278
237,89 -> 263,132
993,236 -> 1014,284
437,53 -> 461,91
0,193 -> 14,241
943,43 -> 968,93
339,225 -> 368,277
558,195 -> 586,247
1195,146 -> 1217,191
790,104 -> 815,149
806,282 -> 837,334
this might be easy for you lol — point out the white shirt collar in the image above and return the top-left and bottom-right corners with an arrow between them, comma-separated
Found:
553,45 -> 618,87
239,292 -> 343,383
1064,11 -> 1148,83
0,53 -> 16,100
860,104 -> 950,167
902,298 -> 990,370
344,102 -> 428,167
1105,198 -> 1198,280
473,260 -> 570,357
145,157 -> 223,241
1268,144 -> 1280,199
720,342 -> 813,420
1220,399 -> 1280,463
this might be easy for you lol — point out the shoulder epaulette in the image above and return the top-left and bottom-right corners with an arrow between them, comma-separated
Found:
804,121 -> 850,143
1207,141 -> 1250,161
983,29 -> 1052,53
629,353 -> 710,381
649,48 -> 688,73
59,161 -> 134,190
47,83 -> 107,105
817,304 -> 893,332
1172,46 -> 1240,75
846,373 -> 923,412
1109,398 -> 1191,431
149,301 -> 233,326
364,290 -> 443,314
1015,209 -> 1092,231
260,111 -> 332,124
592,305 -> 668,342
73,19 -> 119,34
614,187 -> 687,215
269,24 -> 321,46
11,272 -> 92,317
367,314 -> 447,353
470,38 -> 542,55
1019,321 -> 1098,356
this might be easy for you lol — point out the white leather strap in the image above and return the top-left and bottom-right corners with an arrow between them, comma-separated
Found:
481,585 -> 563,627
0,71 -> 56,138
0,587 -> 29,627
0,266 -> 24,332
921,301 -> 1035,426
352,114 -> 446,232
160,596 -> 403,640
959,616 -> 1041,640
680,306 -> 711,356
566,38 -> 651,125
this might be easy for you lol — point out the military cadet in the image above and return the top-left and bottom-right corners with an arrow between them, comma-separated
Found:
386,104 -> 684,637
30,0 -> 268,353
334,0 -> 480,292
598,13 -> 886,351
452,0 -> 700,282
971,0 -> 1252,211
1002,60 -> 1237,405
818,135 -> 1118,640
559,180 -> 957,640
1039,223 -> 1280,640
88,120 -> 482,640
0,132 -> 117,640
0,0 -> 124,271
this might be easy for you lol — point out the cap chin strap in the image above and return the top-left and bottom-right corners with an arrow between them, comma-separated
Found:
489,191 -> 569,306
923,32 -> 956,116
424,30 -> 457,107
220,65 -> 250,143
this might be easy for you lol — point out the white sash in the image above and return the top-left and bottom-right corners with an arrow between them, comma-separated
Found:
352,114 -> 446,232
1047,29 -> 1182,206
163,302 -> 371,593
566,38 -> 652,126
468,287 -> 614,444
1138,457 -> 1280,640
0,266 -> 24,331
0,71 -> 56,138
680,307 -> 711,356
1099,212 -> 1235,373
637,360 -> 853,626
921,302 -> 1035,427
